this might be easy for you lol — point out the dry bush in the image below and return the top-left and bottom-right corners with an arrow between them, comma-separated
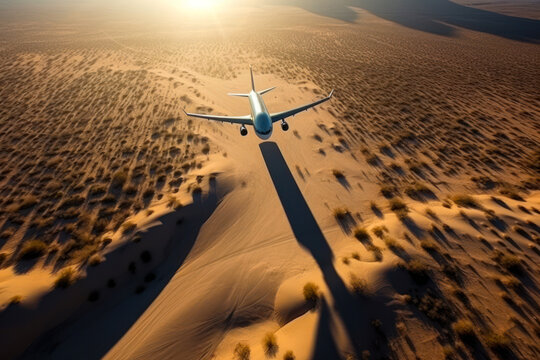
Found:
55,268 -> 77,288
88,254 -> 104,266
492,250 -> 522,274
19,239 -> 47,260
332,169 -> 344,179
453,319 -> 476,343
451,194 -> 479,208
332,207 -> 349,220
384,236 -> 402,250
404,260 -> 430,284
353,227 -> 370,241
420,240 -> 439,252
122,221 -> 137,234
262,333 -> 278,356
303,282 -> 320,304
390,198 -> 409,219
484,332 -> 510,353
283,350 -> 295,360
234,343 -> 250,360
350,274 -> 368,295
372,225 -> 388,238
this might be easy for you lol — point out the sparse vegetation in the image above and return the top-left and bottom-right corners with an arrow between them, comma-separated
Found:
333,207 -> 349,220
451,194 -> 479,208
353,227 -> 370,241
18,239 -> 47,260
234,343 -> 250,360
262,333 -> 278,356
283,350 -> 295,360
349,274 -> 368,295
55,268 -> 77,288
453,319 -> 476,343
303,282 -> 320,304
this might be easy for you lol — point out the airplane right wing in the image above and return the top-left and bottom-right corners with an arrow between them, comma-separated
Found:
183,109 -> 252,125
270,90 -> 334,123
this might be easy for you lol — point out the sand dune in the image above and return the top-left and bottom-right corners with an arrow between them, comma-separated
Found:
0,1 -> 539,359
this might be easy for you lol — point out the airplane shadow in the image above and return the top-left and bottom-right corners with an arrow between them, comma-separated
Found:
260,141 -> 369,357
269,0 -> 540,42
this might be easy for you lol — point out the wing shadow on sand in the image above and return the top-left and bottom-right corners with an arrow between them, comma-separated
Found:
260,141 -> 369,358
7,182 -> 221,360
270,0 -> 540,42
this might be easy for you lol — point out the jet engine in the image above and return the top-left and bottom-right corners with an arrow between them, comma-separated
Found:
281,121 -> 289,131
240,125 -> 248,136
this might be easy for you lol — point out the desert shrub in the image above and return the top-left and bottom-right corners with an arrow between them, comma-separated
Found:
453,319 -> 476,343
414,291 -> 454,325
384,236 -> 402,250
502,276 -> 521,290
405,260 -> 430,284
368,244 -> 383,261
262,333 -> 278,356
484,332 -> 510,353
351,252 -> 360,260
332,169 -> 344,179
380,185 -> 397,198
342,257 -> 349,265
499,187 -> 524,201
425,208 -> 437,218
303,282 -> 320,304
55,268 -> 77,288
390,198 -> 409,219
283,350 -> 295,360
88,254 -> 103,266
122,221 -> 136,234
492,250 -> 522,274
9,295 -> 22,305
19,239 -> 47,260
202,144 -> 210,154
420,240 -> 439,252
192,186 -> 202,194
353,227 -> 370,241
234,343 -> 250,360
350,274 -> 368,295
372,225 -> 388,238
451,194 -> 479,208
332,207 -> 349,220
442,345 -> 455,359
112,170 -> 128,187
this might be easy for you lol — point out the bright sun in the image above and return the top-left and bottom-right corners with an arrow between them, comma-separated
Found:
184,0 -> 221,10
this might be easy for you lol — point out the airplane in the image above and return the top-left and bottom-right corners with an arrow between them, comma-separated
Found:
183,66 -> 334,140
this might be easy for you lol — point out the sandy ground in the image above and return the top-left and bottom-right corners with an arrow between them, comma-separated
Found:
0,1 -> 539,359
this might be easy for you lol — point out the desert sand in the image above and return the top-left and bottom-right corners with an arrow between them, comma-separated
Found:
0,1 -> 539,359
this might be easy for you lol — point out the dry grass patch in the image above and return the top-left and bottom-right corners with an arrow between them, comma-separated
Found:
451,194 -> 479,208
353,227 -> 370,241
303,282 -> 320,304
19,239 -> 47,260
55,268 -> 77,288
234,343 -> 250,360
262,333 -> 278,356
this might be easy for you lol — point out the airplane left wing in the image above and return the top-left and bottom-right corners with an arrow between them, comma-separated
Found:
183,109 -> 252,125
270,90 -> 334,123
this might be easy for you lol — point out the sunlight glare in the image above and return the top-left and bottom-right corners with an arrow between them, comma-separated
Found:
184,0 -> 221,11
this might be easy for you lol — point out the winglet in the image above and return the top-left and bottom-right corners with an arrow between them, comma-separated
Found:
250,65 -> 255,91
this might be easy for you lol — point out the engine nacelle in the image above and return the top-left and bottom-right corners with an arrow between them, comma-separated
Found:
281,121 -> 289,131
240,125 -> 248,136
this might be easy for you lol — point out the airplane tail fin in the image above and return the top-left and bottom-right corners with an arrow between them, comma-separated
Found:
250,65 -> 255,90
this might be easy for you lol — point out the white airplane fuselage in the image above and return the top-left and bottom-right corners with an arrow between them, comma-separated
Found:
248,90 -> 273,140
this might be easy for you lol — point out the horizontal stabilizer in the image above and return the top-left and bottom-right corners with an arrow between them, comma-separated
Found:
258,87 -> 276,95
228,93 -> 250,97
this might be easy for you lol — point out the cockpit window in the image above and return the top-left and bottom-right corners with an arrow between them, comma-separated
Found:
254,113 -> 272,134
